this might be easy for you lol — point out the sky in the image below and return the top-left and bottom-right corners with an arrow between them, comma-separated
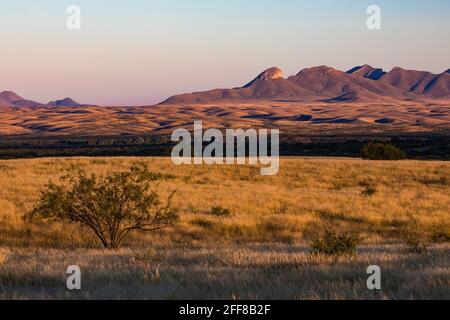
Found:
0,0 -> 449,106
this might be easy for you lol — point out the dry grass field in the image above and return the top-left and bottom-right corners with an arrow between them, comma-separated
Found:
0,157 -> 449,299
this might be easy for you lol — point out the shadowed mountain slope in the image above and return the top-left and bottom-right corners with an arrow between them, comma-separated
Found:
380,67 -> 450,98
346,65 -> 386,80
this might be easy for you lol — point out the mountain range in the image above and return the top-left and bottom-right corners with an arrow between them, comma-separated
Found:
163,65 -> 450,104
0,92 -> 92,108
1,65 -> 449,108
0,65 -> 449,137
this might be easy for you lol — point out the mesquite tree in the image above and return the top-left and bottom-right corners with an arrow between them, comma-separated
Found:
27,163 -> 177,249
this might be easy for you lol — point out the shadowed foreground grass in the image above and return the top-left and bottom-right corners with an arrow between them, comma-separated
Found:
0,157 -> 449,299
0,244 -> 448,300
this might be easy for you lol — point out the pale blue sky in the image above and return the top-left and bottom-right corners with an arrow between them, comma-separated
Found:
0,0 -> 449,105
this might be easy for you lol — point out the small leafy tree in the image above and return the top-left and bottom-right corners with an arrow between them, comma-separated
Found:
362,142 -> 406,160
26,163 -> 178,249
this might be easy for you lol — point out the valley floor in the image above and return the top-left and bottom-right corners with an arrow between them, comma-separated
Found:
1,101 -> 449,136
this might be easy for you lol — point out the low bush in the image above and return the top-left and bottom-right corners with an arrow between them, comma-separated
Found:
361,184 -> 378,197
399,221 -> 429,254
310,230 -> 362,256
362,142 -> 406,160
429,224 -> 450,244
191,218 -> 215,230
403,233 -> 429,254
210,206 -> 232,217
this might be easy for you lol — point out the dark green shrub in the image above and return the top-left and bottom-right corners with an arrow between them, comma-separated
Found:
361,184 -> 377,197
210,206 -> 232,217
362,142 -> 406,160
310,230 -> 362,256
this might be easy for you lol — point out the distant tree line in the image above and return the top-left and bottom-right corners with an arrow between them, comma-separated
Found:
0,134 -> 449,159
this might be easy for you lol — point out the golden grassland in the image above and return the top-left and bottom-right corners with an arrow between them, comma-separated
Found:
0,157 -> 449,299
